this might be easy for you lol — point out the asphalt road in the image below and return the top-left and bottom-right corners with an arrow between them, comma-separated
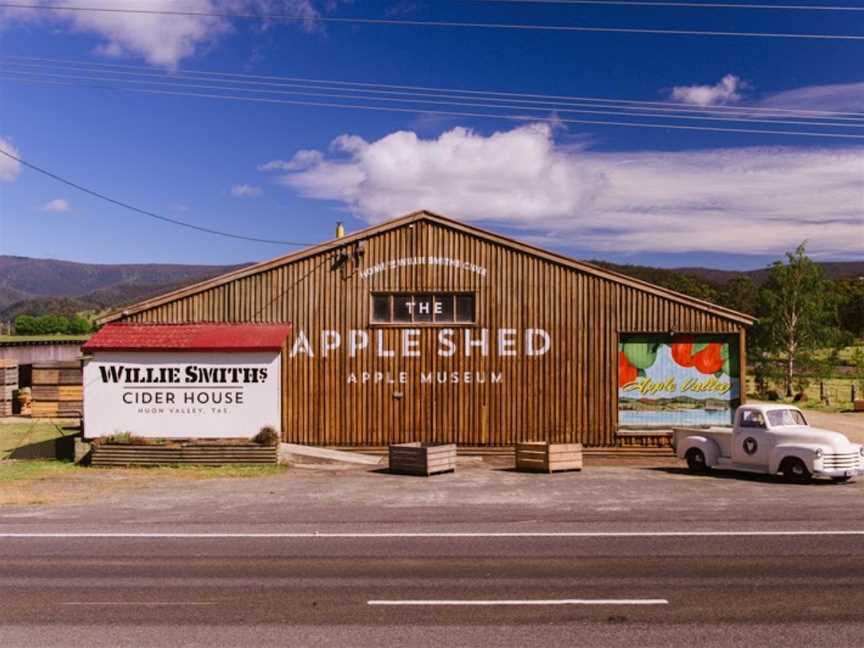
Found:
2,532 -> 864,646
1,462 -> 863,646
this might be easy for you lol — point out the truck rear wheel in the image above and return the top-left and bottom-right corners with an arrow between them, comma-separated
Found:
781,458 -> 812,484
685,448 -> 709,474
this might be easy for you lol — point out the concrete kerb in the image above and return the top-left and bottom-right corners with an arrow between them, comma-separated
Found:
279,443 -> 384,466
276,444 -> 678,471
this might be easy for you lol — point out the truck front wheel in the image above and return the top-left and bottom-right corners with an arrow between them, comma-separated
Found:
781,458 -> 812,484
685,448 -> 709,474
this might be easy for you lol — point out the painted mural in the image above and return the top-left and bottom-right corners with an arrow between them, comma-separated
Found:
618,335 -> 740,426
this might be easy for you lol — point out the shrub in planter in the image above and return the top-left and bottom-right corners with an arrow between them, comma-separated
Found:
104,432 -> 132,445
253,426 -> 280,446
92,433 -> 174,447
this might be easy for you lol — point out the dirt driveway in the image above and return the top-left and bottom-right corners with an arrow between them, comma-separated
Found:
797,408 -> 864,443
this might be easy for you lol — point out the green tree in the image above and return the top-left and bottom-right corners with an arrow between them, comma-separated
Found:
39,315 -> 70,334
667,274 -> 719,303
833,278 -> 864,338
719,275 -> 758,316
14,314 -> 37,335
67,315 -> 93,335
13,314 -> 72,335
755,243 -> 840,398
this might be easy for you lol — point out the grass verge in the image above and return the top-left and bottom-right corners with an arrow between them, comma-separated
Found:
0,460 -> 78,483
0,421 -> 80,460
0,459 -> 286,507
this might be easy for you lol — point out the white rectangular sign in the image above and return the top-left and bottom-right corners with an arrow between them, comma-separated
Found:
83,351 -> 281,439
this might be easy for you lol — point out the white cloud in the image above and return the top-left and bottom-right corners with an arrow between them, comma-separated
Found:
42,198 -> 70,212
671,74 -> 744,107
0,137 -> 21,183
274,123 -> 864,257
756,81 -> 864,114
258,150 -> 324,172
230,183 -> 262,198
1,1 -> 322,68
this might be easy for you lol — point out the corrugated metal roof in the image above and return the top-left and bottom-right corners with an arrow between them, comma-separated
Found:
82,323 -> 292,352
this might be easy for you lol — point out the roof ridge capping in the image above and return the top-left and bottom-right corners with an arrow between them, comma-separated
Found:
99,209 -> 754,326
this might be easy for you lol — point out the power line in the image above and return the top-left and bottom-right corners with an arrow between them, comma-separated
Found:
6,55 -> 864,120
1,3 -> 862,40
10,59 -> 863,124
6,74 -> 864,139
0,148 -> 314,246
460,0 -> 864,11
5,67 -> 862,130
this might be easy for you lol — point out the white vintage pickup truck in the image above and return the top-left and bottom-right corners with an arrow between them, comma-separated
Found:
673,404 -> 863,483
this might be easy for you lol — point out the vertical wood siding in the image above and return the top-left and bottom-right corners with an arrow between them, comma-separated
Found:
126,220 -> 743,446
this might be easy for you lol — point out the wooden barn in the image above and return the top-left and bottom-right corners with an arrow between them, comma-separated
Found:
100,210 -> 754,448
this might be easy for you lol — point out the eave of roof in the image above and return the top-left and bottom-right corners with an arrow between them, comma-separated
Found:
100,210 -> 755,326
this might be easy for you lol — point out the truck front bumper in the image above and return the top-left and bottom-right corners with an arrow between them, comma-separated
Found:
813,464 -> 863,479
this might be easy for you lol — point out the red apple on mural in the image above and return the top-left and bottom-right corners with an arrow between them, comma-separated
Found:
693,343 -> 724,374
618,351 -> 638,387
670,338 -> 696,367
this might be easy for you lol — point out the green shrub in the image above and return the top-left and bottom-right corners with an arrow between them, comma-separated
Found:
13,313 -> 95,335
253,426 -> 280,446
103,432 -> 132,445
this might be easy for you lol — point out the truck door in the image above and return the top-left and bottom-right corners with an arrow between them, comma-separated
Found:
734,408 -> 773,467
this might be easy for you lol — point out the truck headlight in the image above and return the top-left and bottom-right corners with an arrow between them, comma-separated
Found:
814,448 -> 823,458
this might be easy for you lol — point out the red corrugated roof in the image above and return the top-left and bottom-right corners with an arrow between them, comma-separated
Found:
82,323 -> 292,352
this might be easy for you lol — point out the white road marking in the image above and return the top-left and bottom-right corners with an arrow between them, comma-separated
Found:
0,530 -> 863,538
368,599 -> 669,606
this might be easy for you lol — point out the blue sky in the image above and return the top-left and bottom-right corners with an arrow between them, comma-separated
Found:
1,0 -> 862,269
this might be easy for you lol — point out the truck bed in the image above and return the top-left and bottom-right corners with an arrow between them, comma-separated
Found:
672,426 -> 733,458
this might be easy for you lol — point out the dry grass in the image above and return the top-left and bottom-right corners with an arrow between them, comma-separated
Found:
0,459 -> 285,507
0,421 -> 80,460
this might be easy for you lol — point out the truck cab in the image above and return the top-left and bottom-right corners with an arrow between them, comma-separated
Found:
673,404 -> 863,483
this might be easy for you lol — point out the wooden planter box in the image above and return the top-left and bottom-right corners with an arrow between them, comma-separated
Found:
388,443 -> 457,476
853,400 -> 864,412
516,442 -> 583,473
91,443 -> 277,467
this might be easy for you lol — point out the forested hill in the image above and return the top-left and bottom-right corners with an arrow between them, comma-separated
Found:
593,260 -> 863,337
593,260 -> 864,288
0,255 -> 246,320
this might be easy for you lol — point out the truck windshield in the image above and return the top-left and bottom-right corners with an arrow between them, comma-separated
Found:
766,409 -> 808,427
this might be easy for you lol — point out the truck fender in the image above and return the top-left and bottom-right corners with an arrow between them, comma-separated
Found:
769,444 -> 822,474
677,436 -> 721,467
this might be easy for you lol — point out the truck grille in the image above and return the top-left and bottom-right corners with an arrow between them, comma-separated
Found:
822,453 -> 861,470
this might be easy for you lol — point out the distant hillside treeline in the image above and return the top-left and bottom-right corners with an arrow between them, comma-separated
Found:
0,255 -> 247,322
594,260 -> 864,338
